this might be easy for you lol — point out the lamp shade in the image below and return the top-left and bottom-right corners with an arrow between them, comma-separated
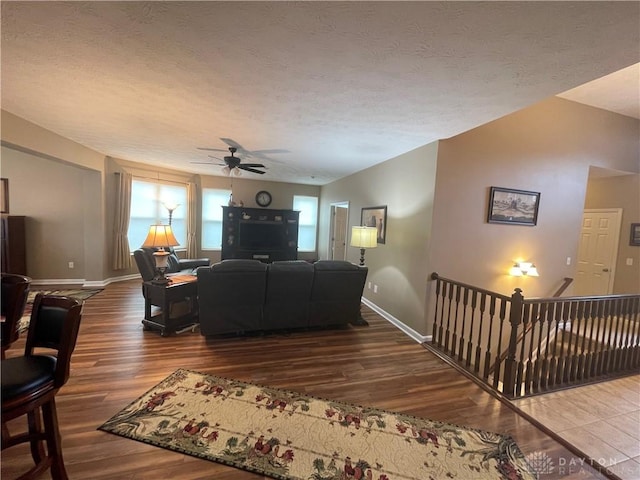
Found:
141,225 -> 180,248
350,226 -> 378,249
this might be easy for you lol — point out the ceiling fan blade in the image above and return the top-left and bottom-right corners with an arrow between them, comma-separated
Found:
239,163 -> 265,168
251,149 -> 289,155
190,161 -> 216,165
197,147 -> 228,152
239,166 -> 266,175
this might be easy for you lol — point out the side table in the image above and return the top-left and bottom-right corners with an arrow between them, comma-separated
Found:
142,275 -> 198,336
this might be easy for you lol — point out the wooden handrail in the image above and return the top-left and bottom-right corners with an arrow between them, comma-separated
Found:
552,277 -> 573,298
430,272 -> 511,301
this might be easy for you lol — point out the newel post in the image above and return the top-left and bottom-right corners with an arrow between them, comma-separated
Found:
503,288 -> 524,398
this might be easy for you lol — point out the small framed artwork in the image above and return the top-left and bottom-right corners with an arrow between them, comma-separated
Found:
361,205 -> 387,244
487,186 -> 540,226
630,223 -> 640,246
0,178 -> 8,214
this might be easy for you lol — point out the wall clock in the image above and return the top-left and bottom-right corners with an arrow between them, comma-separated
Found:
255,190 -> 272,207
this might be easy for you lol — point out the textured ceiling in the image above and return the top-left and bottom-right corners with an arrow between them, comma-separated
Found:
1,2 -> 639,185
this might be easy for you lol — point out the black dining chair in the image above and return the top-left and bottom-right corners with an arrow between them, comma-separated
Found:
1,273 -> 31,359
1,293 -> 83,480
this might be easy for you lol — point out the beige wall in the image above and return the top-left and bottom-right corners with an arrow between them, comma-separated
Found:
319,142 -> 439,333
0,145 -> 104,283
584,173 -> 640,294
430,98 -> 638,304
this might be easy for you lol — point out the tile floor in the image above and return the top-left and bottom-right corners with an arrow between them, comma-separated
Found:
512,375 -> 640,479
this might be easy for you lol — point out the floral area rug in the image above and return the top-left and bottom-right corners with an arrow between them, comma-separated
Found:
98,369 -> 536,480
18,288 -> 102,332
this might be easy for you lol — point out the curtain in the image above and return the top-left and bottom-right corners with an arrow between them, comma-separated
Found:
186,181 -> 198,258
113,171 -> 133,270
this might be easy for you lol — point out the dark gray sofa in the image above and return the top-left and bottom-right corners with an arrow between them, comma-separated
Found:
197,259 -> 368,336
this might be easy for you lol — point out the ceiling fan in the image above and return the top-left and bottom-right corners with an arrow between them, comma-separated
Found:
193,146 -> 267,175
194,138 -> 289,175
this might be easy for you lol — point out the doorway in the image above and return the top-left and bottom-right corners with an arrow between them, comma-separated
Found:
329,202 -> 349,261
574,208 -> 622,295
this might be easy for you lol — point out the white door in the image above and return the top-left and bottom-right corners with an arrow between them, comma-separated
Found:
330,205 -> 348,260
574,208 -> 622,295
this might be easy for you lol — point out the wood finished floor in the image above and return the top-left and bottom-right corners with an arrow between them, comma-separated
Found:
2,279 -> 613,480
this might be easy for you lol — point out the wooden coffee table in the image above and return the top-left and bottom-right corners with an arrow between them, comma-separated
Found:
142,274 -> 198,336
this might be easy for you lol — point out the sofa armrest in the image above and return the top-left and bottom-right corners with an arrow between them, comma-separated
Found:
178,258 -> 210,270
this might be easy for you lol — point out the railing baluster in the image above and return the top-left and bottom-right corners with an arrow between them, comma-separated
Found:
451,285 -> 461,358
541,302 -> 556,390
576,300 -> 589,381
631,297 -> 640,369
444,282 -> 454,353
532,303 -> 547,393
556,302 -> 571,384
466,290 -> 478,367
623,297 -> 636,370
516,303 -> 530,397
474,293 -> 487,375
431,275 -> 441,345
585,300 -> 598,377
483,296 -> 496,381
459,287 -> 470,362
602,299 -> 615,375
493,298 -> 508,390
611,298 -> 624,371
524,303 -> 539,395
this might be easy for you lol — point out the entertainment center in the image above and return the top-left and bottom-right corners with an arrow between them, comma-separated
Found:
221,206 -> 299,262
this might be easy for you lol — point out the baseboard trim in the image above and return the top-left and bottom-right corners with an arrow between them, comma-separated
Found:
31,274 -> 140,289
361,297 -> 430,344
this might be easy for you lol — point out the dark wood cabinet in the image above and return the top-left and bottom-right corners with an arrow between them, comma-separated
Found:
221,206 -> 299,262
1,215 -> 27,275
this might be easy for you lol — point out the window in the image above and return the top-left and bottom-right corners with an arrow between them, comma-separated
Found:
202,188 -> 231,250
128,179 -> 187,251
293,195 -> 318,252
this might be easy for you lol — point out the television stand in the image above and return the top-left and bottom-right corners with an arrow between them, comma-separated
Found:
221,206 -> 300,262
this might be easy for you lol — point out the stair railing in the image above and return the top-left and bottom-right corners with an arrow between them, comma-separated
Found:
429,272 -> 640,399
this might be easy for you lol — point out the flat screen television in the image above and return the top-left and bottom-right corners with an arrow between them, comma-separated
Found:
238,221 -> 285,250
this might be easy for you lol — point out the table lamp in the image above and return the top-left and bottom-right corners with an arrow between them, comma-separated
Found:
350,226 -> 378,266
142,224 -> 180,285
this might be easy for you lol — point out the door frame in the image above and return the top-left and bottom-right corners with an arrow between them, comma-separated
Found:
329,201 -> 349,261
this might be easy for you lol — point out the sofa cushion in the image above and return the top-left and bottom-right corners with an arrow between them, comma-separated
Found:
264,261 -> 314,329
197,260 -> 268,335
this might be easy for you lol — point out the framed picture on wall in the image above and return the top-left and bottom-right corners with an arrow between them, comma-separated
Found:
487,186 -> 540,226
631,223 -> 640,246
0,178 -> 8,214
361,205 -> 387,244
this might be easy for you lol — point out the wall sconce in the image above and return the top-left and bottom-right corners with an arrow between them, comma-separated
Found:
350,226 -> 378,266
142,224 -> 180,284
509,261 -> 539,277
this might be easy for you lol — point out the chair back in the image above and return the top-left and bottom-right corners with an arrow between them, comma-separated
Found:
25,294 -> 83,388
133,248 -> 157,282
1,273 -> 31,351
